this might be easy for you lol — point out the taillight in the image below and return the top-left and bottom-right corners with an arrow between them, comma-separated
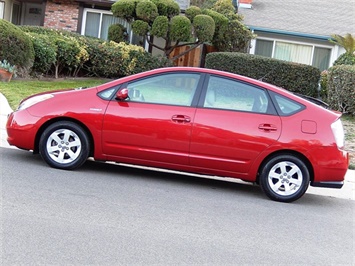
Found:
331,119 -> 345,149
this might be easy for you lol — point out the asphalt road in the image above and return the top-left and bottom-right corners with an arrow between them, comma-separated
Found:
1,147 -> 354,265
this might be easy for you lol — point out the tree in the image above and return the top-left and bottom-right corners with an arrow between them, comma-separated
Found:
330,33 -> 355,54
111,0 -> 217,60
211,0 -> 255,52
329,33 -> 355,66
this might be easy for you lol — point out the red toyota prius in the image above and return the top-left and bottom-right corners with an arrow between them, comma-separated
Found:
6,67 -> 349,202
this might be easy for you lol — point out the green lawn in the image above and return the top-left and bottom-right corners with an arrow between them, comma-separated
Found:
0,78 -> 107,110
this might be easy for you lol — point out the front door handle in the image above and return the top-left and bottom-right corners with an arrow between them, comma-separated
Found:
172,115 -> 191,123
258,124 -> 277,132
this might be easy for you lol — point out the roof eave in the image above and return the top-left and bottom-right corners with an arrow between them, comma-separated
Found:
249,26 -> 331,41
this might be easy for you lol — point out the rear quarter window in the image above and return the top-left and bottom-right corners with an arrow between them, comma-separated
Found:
270,92 -> 305,116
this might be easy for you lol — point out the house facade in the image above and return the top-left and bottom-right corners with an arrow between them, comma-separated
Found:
0,0 -> 129,39
0,0 -> 187,51
1,0 -> 354,70
238,0 -> 355,71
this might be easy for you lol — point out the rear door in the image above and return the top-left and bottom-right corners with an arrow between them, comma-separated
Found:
102,72 -> 203,166
190,75 -> 282,176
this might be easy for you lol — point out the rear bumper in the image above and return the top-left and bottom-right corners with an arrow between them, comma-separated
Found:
310,181 -> 343,189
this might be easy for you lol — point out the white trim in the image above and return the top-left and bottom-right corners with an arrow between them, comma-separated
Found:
0,2 -> 4,19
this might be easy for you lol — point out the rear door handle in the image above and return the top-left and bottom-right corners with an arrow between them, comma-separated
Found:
258,124 -> 277,132
172,115 -> 191,123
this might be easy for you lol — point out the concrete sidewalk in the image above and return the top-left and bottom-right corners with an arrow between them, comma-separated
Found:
0,92 -> 13,149
0,92 -> 354,200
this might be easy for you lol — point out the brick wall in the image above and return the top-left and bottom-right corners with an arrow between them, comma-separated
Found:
44,0 -> 79,32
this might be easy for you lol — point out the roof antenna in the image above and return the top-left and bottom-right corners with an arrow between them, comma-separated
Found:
258,68 -> 275,81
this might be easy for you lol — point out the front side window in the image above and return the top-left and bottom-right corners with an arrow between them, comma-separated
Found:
203,76 -> 270,114
126,73 -> 201,106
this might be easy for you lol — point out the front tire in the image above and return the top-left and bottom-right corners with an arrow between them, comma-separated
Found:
259,155 -> 310,202
39,121 -> 90,170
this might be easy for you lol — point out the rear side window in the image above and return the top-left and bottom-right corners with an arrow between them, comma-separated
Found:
271,92 -> 305,116
202,76 -> 271,114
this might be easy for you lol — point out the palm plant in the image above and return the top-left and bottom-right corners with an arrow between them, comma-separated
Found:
329,33 -> 355,66
329,33 -> 355,54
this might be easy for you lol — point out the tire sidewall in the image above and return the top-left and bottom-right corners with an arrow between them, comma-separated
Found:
260,155 -> 310,203
39,121 -> 89,170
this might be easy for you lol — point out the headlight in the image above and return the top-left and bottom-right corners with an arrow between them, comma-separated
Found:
17,94 -> 54,110
331,119 -> 345,149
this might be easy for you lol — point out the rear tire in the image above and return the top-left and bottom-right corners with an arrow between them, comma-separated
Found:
259,155 -> 310,202
39,121 -> 90,170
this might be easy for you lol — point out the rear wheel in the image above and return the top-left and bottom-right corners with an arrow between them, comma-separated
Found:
259,155 -> 310,202
39,121 -> 90,170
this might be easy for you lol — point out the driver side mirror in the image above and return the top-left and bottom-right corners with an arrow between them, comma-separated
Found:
116,88 -> 129,101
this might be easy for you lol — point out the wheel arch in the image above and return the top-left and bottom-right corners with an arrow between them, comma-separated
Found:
256,150 -> 314,184
34,117 -> 95,157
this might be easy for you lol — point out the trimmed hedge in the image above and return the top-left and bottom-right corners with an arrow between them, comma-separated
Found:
206,52 -> 321,97
327,65 -> 355,115
20,26 -> 171,78
0,20 -> 35,74
28,33 -> 57,74
108,24 -> 128,43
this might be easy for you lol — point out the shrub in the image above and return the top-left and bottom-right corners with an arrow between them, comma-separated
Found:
132,20 -> 150,36
333,52 -> 355,66
327,65 -> 355,115
0,20 -> 34,74
193,15 -> 215,43
206,52 -> 321,97
19,26 -> 167,78
319,70 -> 328,100
151,16 -> 169,38
136,0 -> 158,22
150,0 -> 180,17
125,50 -> 173,75
84,40 -> 169,78
28,33 -> 57,74
185,6 -> 202,21
202,9 -> 228,48
169,16 -> 192,42
108,24 -> 128,43
111,0 -> 136,21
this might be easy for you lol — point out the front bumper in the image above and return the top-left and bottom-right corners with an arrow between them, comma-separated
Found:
6,110 -> 42,151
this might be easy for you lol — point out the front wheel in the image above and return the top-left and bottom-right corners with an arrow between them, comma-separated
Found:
259,155 -> 310,202
39,121 -> 90,170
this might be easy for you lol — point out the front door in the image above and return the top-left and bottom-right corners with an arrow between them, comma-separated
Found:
102,72 -> 203,167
